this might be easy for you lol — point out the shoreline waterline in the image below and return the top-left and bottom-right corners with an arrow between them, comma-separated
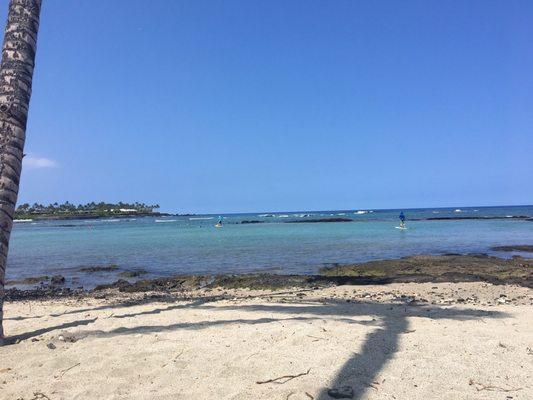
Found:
7,205 -> 533,289
5,253 -> 532,301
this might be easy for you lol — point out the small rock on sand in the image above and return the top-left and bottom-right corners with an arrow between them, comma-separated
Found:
327,386 -> 354,399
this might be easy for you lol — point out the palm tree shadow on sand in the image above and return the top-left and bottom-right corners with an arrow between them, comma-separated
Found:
196,299 -> 506,399
6,296 -> 506,399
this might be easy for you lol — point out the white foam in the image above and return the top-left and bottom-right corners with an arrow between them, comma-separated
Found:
156,219 -> 177,223
355,210 -> 367,215
14,219 -> 33,222
189,217 -> 214,220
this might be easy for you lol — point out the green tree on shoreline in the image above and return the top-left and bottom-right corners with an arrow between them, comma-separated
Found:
14,201 -> 161,218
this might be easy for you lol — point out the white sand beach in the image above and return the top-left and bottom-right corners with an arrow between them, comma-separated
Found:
1,282 -> 532,400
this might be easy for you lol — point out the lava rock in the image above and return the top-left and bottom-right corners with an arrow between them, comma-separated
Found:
118,269 -> 148,278
51,275 -> 65,285
79,265 -> 119,273
94,279 -> 131,291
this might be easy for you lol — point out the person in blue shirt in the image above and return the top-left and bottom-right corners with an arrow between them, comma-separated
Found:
399,211 -> 406,228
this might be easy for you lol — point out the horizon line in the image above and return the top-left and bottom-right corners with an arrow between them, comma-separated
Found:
169,203 -> 533,216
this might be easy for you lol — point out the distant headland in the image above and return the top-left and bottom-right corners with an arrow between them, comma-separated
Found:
14,201 -> 173,221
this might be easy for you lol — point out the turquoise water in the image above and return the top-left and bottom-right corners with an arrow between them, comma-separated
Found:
6,205 -> 533,288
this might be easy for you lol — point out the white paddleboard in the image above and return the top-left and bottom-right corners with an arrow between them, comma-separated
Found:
215,224 -> 222,228
395,226 -> 408,230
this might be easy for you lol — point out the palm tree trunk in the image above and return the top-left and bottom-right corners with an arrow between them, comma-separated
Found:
0,0 -> 42,345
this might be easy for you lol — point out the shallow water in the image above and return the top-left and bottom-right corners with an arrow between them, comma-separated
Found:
6,205 -> 533,288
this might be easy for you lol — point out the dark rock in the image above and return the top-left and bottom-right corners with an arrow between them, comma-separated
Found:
5,275 -> 49,286
467,253 -> 489,258
51,275 -> 65,285
320,254 -> 532,289
46,343 -> 56,350
426,216 -> 530,221
94,279 -> 131,291
491,245 -> 533,253
285,218 -> 353,223
4,286 -> 83,301
79,265 -> 119,273
327,386 -> 354,399
240,220 -> 265,224
118,269 -> 148,278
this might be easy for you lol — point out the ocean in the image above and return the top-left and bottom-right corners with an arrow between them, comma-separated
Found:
6,205 -> 533,288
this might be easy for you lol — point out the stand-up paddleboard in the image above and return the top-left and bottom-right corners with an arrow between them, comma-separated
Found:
395,226 -> 408,230
215,223 -> 222,228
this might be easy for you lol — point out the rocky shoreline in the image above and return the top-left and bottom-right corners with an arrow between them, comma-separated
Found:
5,253 -> 531,302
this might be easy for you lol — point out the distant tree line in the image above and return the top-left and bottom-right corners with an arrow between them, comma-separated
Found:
15,202 -> 160,217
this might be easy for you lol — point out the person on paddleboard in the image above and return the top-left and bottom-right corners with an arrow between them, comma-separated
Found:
399,211 -> 406,228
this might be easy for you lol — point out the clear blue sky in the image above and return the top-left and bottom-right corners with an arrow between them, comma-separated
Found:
2,0 -> 532,213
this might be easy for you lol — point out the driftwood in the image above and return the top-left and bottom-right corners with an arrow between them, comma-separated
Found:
59,362 -> 80,376
256,368 -> 311,384
173,349 -> 184,361
54,362 -> 81,379
306,335 -> 326,342
469,379 -> 522,392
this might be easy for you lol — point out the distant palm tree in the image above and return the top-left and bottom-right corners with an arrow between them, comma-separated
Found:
0,0 -> 42,345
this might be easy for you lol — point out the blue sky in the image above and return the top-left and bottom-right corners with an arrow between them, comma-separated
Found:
2,0 -> 532,213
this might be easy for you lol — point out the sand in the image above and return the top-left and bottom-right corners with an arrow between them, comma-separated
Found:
1,282 -> 532,399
